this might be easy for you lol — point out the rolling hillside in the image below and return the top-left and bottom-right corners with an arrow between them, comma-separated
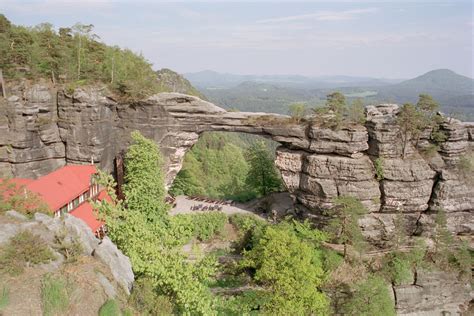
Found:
189,69 -> 474,119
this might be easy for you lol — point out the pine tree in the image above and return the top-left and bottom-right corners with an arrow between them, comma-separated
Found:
326,196 -> 367,259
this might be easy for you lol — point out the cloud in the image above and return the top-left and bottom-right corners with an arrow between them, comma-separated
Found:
256,8 -> 378,24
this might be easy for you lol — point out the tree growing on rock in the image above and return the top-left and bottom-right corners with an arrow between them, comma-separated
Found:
326,196 -> 367,259
397,94 -> 445,158
288,102 -> 306,123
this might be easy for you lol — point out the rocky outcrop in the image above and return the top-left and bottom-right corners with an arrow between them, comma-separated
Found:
0,211 -> 134,294
394,270 -> 472,315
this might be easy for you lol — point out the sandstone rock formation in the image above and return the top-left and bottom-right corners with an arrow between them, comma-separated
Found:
1,82 -> 473,315
1,83 -> 472,244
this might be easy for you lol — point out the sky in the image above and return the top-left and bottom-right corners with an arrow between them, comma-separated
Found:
1,0 -> 473,78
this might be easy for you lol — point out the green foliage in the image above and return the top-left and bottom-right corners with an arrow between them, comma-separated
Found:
215,290 -> 266,316
124,131 -> 168,221
288,102 -> 306,123
0,179 -> 50,215
99,299 -> 121,316
170,212 -> 228,243
341,275 -> 395,316
245,140 -> 283,197
95,134 -> 217,315
381,252 -> 413,285
347,98 -> 366,124
313,92 -> 367,129
129,277 -> 174,315
41,274 -> 69,316
241,223 -> 329,315
0,286 -> 8,310
326,196 -> 367,259
229,213 -> 267,251
397,94 -> 445,158
374,157 -> 384,181
0,230 -> 55,275
170,132 -> 255,201
0,16 -> 164,99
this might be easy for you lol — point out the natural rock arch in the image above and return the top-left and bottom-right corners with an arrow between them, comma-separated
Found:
1,87 -> 473,242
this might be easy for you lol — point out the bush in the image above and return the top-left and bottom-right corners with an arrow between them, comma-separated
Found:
374,157 -> 384,181
215,290 -> 267,315
129,277 -> 174,315
99,299 -> 121,316
240,224 -> 329,315
229,213 -> 267,251
0,231 -> 55,275
342,276 -> 395,316
171,212 -> 228,243
41,274 -> 69,316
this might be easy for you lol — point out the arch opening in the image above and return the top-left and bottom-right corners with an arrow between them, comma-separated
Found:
169,131 -> 286,204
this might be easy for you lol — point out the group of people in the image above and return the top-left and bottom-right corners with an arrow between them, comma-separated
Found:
188,196 -> 234,212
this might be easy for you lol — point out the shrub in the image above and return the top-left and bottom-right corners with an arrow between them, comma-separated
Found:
170,212 -> 228,243
240,224 -> 329,315
99,299 -> 121,316
374,157 -> 384,181
288,102 -> 306,123
41,274 -> 69,316
0,231 -> 55,275
129,277 -> 174,315
342,275 -> 395,316
229,213 -> 267,251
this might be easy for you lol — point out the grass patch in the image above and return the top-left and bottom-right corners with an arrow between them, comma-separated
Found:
41,274 -> 69,316
0,286 -> 9,310
0,231 -> 55,275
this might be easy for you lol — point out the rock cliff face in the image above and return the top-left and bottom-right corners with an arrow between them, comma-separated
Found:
1,82 -> 473,314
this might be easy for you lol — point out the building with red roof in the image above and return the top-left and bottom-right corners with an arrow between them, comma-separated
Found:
1,165 -> 108,237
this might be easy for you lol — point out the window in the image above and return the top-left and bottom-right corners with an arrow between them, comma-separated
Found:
60,205 -> 67,215
73,197 -> 79,208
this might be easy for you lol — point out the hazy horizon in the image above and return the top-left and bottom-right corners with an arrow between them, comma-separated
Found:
1,0 -> 473,78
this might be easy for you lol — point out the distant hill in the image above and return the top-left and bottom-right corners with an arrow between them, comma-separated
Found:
156,68 -> 207,100
193,69 -> 474,119
185,70 -> 401,90
374,69 -> 474,115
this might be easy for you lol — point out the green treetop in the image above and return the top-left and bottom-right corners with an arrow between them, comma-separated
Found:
245,140 -> 282,197
123,131 -> 168,220
326,196 -> 367,259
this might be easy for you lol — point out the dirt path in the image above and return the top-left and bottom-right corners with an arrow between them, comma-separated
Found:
169,195 -> 262,217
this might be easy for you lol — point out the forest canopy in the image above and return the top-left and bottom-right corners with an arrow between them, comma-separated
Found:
0,14 -> 164,98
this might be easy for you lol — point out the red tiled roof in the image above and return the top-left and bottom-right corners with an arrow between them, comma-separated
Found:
70,189 -> 110,233
70,202 -> 104,233
26,165 -> 97,211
